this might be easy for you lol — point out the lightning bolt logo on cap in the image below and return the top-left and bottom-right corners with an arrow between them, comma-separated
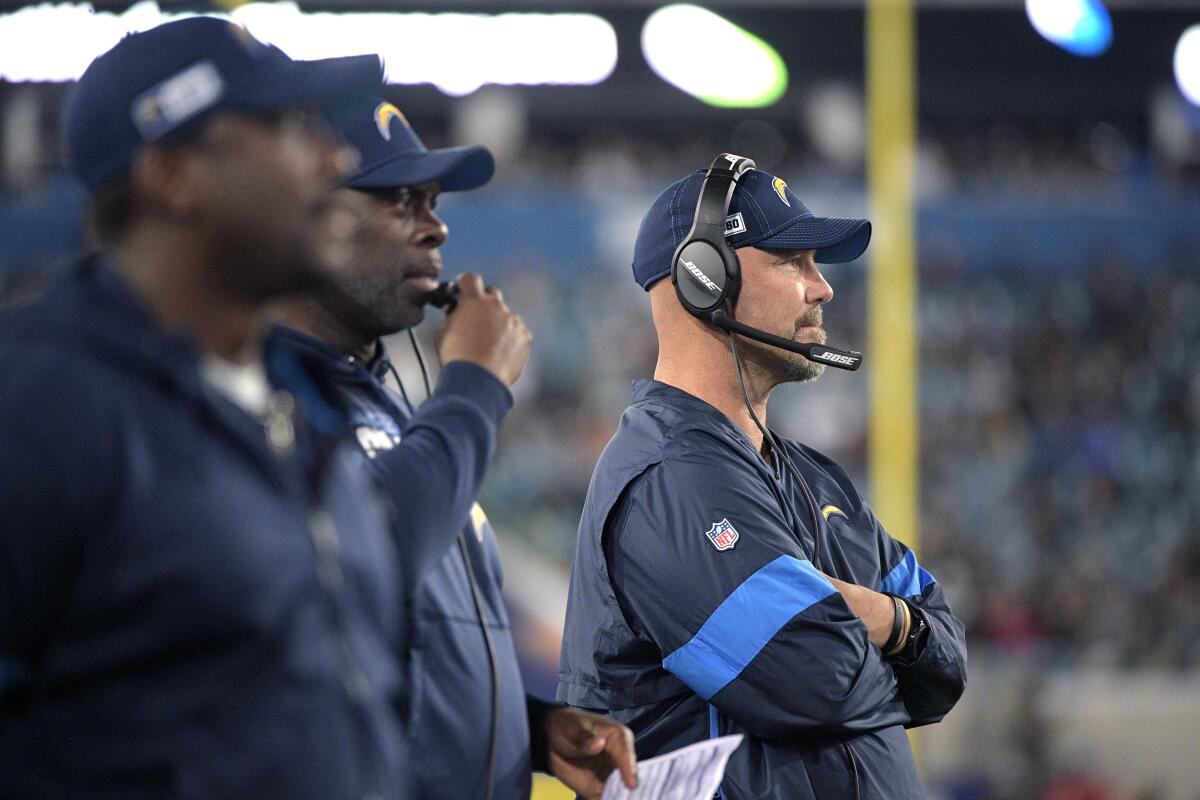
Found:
772,176 -> 791,207
374,102 -> 409,142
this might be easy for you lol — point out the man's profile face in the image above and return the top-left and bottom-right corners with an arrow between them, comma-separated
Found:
177,108 -> 357,299
732,246 -> 833,384
311,181 -> 448,341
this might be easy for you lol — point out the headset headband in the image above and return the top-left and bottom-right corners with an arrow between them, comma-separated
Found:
671,153 -> 756,317
688,153 -> 756,250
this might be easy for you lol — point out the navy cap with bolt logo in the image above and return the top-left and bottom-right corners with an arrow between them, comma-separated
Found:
632,169 -> 872,291
323,80 -> 494,192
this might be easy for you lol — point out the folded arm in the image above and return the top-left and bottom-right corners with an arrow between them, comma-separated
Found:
604,458 -> 909,739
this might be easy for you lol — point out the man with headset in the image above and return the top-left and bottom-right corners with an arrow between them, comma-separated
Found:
272,92 -> 637,800
558,156 -> 967,799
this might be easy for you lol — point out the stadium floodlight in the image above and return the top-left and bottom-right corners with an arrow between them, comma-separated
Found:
1176,24 -> 1200,107
641,4 -> 787,108
1025,0 -> 1113,57
0,2 -> 618,95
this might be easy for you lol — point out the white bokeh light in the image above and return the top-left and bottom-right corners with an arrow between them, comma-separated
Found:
1175,24 -> 1200,107
1025,0 -> 1112,57
641,4 -> 786,108
0,2 -> 618,95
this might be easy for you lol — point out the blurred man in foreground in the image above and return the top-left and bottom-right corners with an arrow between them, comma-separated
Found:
274,92 -> 637,800
559,158 -> 966,798
0,19 -> 418,799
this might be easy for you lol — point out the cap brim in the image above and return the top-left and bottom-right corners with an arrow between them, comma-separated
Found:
231,54 -> 383,126
348,145 -> 495,192
755,217 -> 872,264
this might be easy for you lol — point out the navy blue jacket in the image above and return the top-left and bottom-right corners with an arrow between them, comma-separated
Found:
272,327 -> 556,800
0,258 -> 408,799
558,380 -> 967,800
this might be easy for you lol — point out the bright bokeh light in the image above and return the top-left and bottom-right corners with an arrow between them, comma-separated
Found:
1175,25 -> 1200,107
1025,0 -> 1113,57
641,4 -> 787,108
0,2 -> 618,95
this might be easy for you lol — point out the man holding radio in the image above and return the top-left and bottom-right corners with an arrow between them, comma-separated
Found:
558,158 -> 966,799
273,90 -> 637,800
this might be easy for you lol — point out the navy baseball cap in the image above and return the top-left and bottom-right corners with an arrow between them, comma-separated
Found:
334,91 -> 494,192
66,17 -> 383,191
632,169 -> 872,290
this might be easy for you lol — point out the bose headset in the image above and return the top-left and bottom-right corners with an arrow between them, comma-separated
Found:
672,153 -> 866,799
670,152 -> 864,373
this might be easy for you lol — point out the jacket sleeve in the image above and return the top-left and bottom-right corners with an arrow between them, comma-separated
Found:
371,360 -> 512,588
0,349 -> 119,698
872,515 -> 968,727
604,454 -> 908,739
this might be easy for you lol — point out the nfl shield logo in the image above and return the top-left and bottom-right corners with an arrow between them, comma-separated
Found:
705,518 -> 739,551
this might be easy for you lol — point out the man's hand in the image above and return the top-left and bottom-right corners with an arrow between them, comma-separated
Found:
825,576 -> 896,647
544,708 -> 638,800
436,273 -> 532,387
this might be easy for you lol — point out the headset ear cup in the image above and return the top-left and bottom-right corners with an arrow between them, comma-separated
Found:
674,239 -> 733,317
673,155 -> 750,322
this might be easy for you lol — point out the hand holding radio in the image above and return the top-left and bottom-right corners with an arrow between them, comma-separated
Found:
433,273 -> 532,388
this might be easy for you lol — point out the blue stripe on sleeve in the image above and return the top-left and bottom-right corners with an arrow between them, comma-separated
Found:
662,555 -> 836,701
879,549 -> 935,597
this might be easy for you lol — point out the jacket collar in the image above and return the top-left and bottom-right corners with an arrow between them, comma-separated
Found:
631,378 -> 778,473
269,325 -> 413,419
269,325 -> 394,383
633,379 -> 750,438
4,254 -> 345,485
18,254 -> 211,403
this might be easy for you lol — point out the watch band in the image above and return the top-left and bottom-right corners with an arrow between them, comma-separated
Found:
887,600 -> 930,664
881,594 -> 908,656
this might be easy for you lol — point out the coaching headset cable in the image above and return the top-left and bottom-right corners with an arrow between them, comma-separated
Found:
407,328 -> 432,399
727,331 -> 824,569
407,327 -> 502,800
727,331 -> 862,800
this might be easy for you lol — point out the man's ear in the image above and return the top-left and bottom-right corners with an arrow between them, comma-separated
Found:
129,144 -> 202,221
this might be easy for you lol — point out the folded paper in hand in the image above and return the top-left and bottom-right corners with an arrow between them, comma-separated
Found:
601,734 -> 744,800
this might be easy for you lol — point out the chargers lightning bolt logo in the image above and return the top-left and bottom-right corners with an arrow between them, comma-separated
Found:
374,102 -> 410,141
772,177 -> 791,207
821,504 -> 848,521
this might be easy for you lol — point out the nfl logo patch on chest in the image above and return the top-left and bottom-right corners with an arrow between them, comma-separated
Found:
705,518 -> 739,551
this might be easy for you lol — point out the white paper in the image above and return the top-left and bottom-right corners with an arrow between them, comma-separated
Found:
601,734 -> 744,800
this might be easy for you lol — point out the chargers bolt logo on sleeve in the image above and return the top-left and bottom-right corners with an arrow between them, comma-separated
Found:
705,518 -> 740,551
821,504 -> 848,521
